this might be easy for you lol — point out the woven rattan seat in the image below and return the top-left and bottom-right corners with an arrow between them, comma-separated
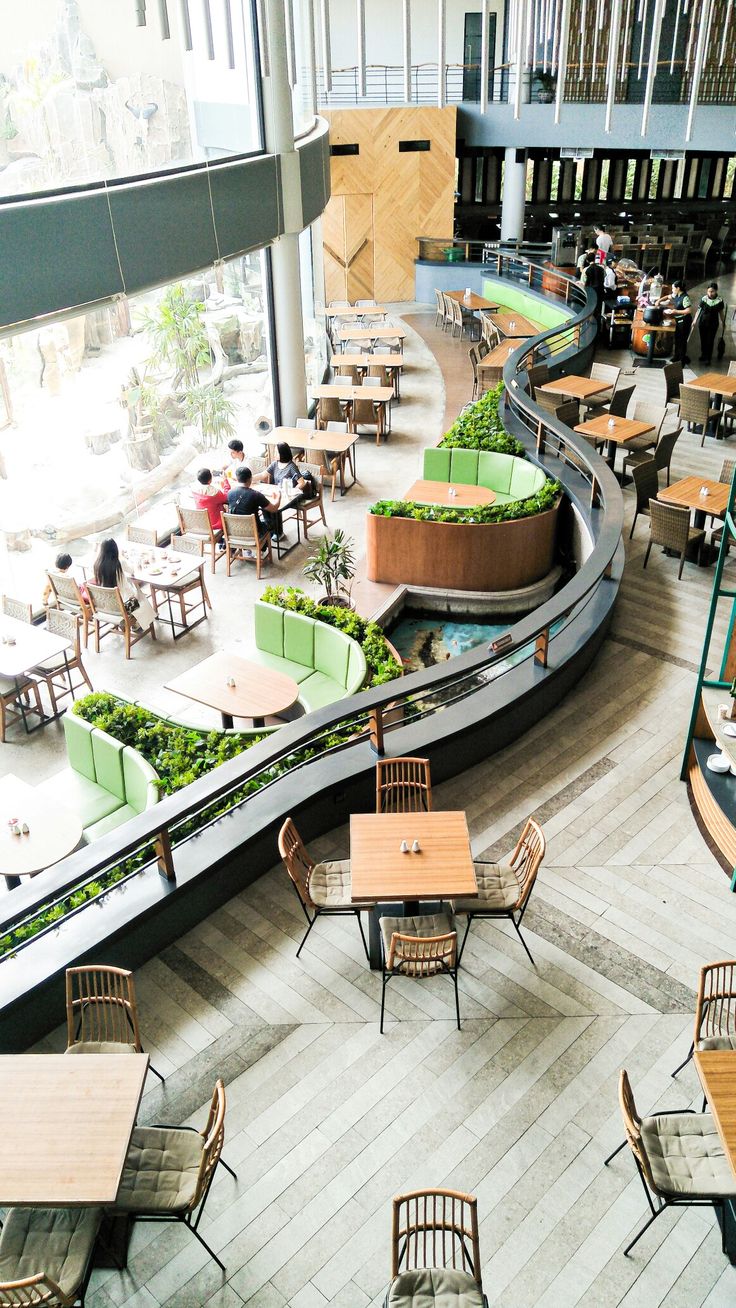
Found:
384,1189 -> 488,1307
452,818 -> 545,966
278,817 -> 370,959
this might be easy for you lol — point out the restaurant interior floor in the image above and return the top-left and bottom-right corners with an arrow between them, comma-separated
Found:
18,277 -> 736,1307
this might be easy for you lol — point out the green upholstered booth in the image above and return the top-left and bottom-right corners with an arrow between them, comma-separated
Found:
422,449 -> 548,505
252,602 -> 367,713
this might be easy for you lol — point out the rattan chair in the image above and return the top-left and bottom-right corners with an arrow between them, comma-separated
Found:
441,292 -> 454,333
469,346 -> 480,400
45,572 -> 92,647
662,361 -> 683,407
278,817 -> 370,960
221,512 -> 272,578
293,462 -> 328,539
0,673 -> 43,743
452,817 -> 545,966
30,610 -> 92,716
723,362 -> 736,432
376,757 -> 432,813
380,913 -> 460,1032
526,362 -> 550,397
334,361 -> 361,386
350,385 -> 386,444
2,596 -> 31,623
317,395 -> 350,429
598,383 -> 635,421
610,1069 -> 736,1257
679,383 -> 722,446
643,500 -> 705,579
629,460 -> 660,539
126,525 -> 157,546
672,960 -> 736,1078
619,403 -> 666,480
385,1189 -> 488,1307
112,1080 -> 233,1271
0,1209 -> 102,1307
624,424 -> 682,486
480,313 -> 499,348
65,964 -> 165,1085
86,582 -> 155,659
583,362 -> 620,416
686,236 -> 713,278
176,504 -> 223,574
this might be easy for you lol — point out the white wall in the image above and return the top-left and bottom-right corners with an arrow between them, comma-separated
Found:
325,1 -> 505,73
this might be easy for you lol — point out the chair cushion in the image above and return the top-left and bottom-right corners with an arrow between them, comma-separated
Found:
423,448 -> 451,482
84,803 -> 139,841
309,859 -> 359,908
699,1036 -> 736,1051
346,642 -> 367,694
251,650 -> 315,683
91,728 -> 126,803
298,671 -> 345,713
380,912 -> 455,959
66,1041 -> 137,1055
386,1268 -> 485,1306
255,600 -> 284,656
449,449 -> 480,486
123,747 -> 159,814
641,1113 -> 736,1197
509,460 -> 546,499
63,712 -> 96,782
114,1126 -> 203,1214
477,450 -> 514,494
314,624 -> 350,687
452,859 -> 519,912
0,1206 -> 101,1299
283,611 -> 315,669
37,768 -> 122,827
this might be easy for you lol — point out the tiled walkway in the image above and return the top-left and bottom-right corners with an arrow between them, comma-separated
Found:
31,300 -> 736,1307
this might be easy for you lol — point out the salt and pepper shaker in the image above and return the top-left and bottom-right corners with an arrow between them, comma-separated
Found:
226,677 -> 236,687
21,823 -> 29,835
411,839 -> 421,853
400,840 -> 409,853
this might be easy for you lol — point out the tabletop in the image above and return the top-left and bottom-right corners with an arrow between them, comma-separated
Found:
336,354 -> 405,369
694,1050 -> 736,1174
312,384 -> 395,402
658,476 -> 730,517
350,811 -> 477,903
0,1054 -> 148,1206
270,425 -> 359,455
445,290 -> 499,311
119,542 -> 202,589
541,376 -> 613,400
0,773 -> 83,881
574,415 -> 655,444
165,650 -> 299,721
325,306 -> 387,318
477,340 -> 521,368
403,479 -> 496,507
687,373 -> 736,398
0,614 -> 71,679
490,311 -> 541,338
336,325 -> 407,342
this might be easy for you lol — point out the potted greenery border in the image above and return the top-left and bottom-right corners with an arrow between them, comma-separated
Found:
303,529 -> 356,608
535,69 -> 557,103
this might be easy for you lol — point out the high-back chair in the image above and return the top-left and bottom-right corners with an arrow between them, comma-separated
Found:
65,964 -> 164,1084
380,913 -> 460,1032
176,504 -> 223,574
350,385 -> 385,444
387,1189 -> 487,1306
469,346 -> 480,399
221,512 -> 272,578
31,609 -> 92,717
317,395 -> 350,429
686,235 -> 713,277
604,383 -> 635,419
0,1210 -> 102,1307
86,582 -> 156,659
334,361 -> 361,385
629,459 -> 660,538
441,292 -> 454,333
643,500 -> 705,579
45,571 -> 92,647
612,1068 -> 736,1258
293,461 -> 327,539
278,817 -> 370,959
666,243 -> 687,280
679,383 -> 722,445
376,757 -> 432,813
157,533 -> 211,628
649,424 -> 681,486
126,525 -> 157,546
434,288 -> 444,327
672,960 -> 736,1077
2,596 -> 31,623
663,360 -> 683,407
452,817 -> 545,966
111,1080 -> 234,1271
620,403 -> 666,480
526,362 -> 550,397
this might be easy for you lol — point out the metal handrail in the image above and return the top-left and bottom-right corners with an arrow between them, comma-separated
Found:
0,255 -> 623,953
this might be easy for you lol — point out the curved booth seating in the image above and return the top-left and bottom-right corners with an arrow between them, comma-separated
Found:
37,712 -> 159,841
251,602 -> 367,713
423,448 -> 548,503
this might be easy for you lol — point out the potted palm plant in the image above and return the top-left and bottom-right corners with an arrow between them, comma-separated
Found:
535,69 -> 557,102
304,530 -> 356,608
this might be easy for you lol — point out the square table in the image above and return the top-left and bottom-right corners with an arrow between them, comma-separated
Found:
120,543 -> 208,639
312,383 -> 395,440
694,1049 -> 736,1262
686,373 -> 736,400
350,811 -> 477,969
445,290 -> 499,312
490,311 -> 541,338
574,414 -> 655,469
403,479 -> 496,508
0,1054 -> 148,1206
541,376 -> 613,402
658,475 -> 730,527
166,650 -> 299,728
269,425 -> 359,494
0,614 -> 72,733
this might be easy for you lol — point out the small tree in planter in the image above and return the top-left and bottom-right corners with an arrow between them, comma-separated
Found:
303,529 -> 356,608
535,69 -> 557,102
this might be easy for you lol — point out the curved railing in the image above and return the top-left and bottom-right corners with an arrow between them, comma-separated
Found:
0,256 -> 624,1015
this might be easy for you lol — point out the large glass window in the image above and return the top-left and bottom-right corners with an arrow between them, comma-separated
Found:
0,0 -> 263,198
299,223 -> 327,392
0,251 -> 274,604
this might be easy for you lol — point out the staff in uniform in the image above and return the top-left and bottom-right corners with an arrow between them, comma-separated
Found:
694,282 -> 726,365
661,279 -> 692,366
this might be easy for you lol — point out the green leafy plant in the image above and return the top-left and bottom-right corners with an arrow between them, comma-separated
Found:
260,586 -> 402,685
439,384 -> 524,455
183,383 -> 238,450
370,479 -> 561,525
303,530 -> 356,604
140,284 -> 211,391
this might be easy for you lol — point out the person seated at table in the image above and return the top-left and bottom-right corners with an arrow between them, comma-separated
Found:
93,539 -> 156,632
192,468 -> 229,532
227,467 -> 271,551
222,438 -> 246,487
42,551 -> 89,609
255,441 -> 312,542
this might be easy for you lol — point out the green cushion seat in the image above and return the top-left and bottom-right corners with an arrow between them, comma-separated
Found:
477,450 -> 515,494
346,642 -> 368,694
65,1040 -> 137,1055
254,600 -> 284,655
84,804 -> 139,841
283,610 -> 315,667
423,448 -> 452,482
37,769 -> 122,828
418,447 -> 548,503
491,491 -> 516,505
91,729 -> 126,803
254,603 -> 368,711
298,671 -> 346,713
449,449 -> 480,485
114,1126 -> 203,1213
0,1206 -> 102,1300
251,649 -> 315,683
509,460 -> 546,498
314,624 -> 350,686
63,712 -> 96,781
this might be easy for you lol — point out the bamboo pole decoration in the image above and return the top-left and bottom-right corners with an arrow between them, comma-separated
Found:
222,0 -> 235,67
403,0 -> 412,103
604,0 -> 621,132
513,0 -> 527,118
480,0 -> 490,112
641,0 -> 665,135
202,0 -> 215,59
554,0 -> 571,123
437,0 -> 446,107
357,0 -> 366,99
158,0 -> 171,38
180,0 -> 193,49
686,0 -> 714,142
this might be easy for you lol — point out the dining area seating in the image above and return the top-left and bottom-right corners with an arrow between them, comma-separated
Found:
384,1189 -> 489,1306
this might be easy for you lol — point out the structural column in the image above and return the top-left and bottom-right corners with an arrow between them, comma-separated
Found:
500,147 -> 527,244
261,0 -> 308,425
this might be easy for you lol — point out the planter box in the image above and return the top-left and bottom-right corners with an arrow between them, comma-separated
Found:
365,499 -> 561,592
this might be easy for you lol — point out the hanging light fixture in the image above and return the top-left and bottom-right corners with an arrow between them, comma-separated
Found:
605,0 -> 622,133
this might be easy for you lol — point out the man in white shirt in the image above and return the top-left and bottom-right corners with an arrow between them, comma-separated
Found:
595,226 -> 613,257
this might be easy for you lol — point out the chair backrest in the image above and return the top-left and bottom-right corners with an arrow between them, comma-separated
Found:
387,927 -> 457,975
679,384 -> 709,425
607,384 -> 635,418
191,1078 -> 227,1210
335,363 -> 361,385
127,525 -> 157,546
356,298 -> 377,307
654,425 -> 681,473
391,1190 -> 482,1285
362,375 -> 382,388
221,512 -> 259,547
663,361 -> 683,403
278,817 -> 315,910
507,817 -> 545,909
0,1272 -> 75,1306
632,402 -> 666,440
66,964 -> 142,1050
326,421 -> 349,433
296,417 -> 317,431
477,339 -> 489,359
632,459 -> 660,514
177,505 -> 215,541
46,572 -> 87,612
527,362 -> 550,395
318,396 -> 346,425
618,1069 -> 658,1193
86,583 -> 126,620
376,757 -> 432,813
696,960 -> 736,1046
535,390 -> 565,416
434,289 -> 443,315
589,362 -> 620,391
45,608 -> 81,655
648,499 -> 691,552
171,534 -> 204,557
2,596 -> 31,623
299,462 -> 323,502
720,459 -> 736,487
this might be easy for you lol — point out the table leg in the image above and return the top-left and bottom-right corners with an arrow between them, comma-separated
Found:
645,332 -> 656,367
367,900 -> 439,970
605,438 -> 617,471
715,1198 -> 736,1265
221,712 -> 234,729
96,1213 -> 132,1269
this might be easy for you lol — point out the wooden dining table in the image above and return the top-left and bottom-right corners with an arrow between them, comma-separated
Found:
445,290 -> 499,312
477,339 -> 522,370
268,425 -> 359,494
688,373 -> 736,400
165,650 -> 299,728
658,475 -> 730,528
491,311 -> 541,338
350,810 -> 477,968
119,542 -> 208,639
694,1049 -> 736,1262
540,375 -> 613,403
403,479 -> 496,507
336,325 -> 407,344
0,614 -> 72,733
325,305 -> 387,318
574,414 -> 656,470
0,773 -> 83,890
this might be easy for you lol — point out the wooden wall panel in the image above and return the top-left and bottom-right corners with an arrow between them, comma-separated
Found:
323,107 -> 457,303
323,195 -> 348,303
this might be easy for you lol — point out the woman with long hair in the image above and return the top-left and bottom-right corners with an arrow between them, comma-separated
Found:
93,538 -> 156,633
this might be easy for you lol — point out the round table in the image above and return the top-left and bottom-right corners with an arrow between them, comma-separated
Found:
1,775 -> 83,889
